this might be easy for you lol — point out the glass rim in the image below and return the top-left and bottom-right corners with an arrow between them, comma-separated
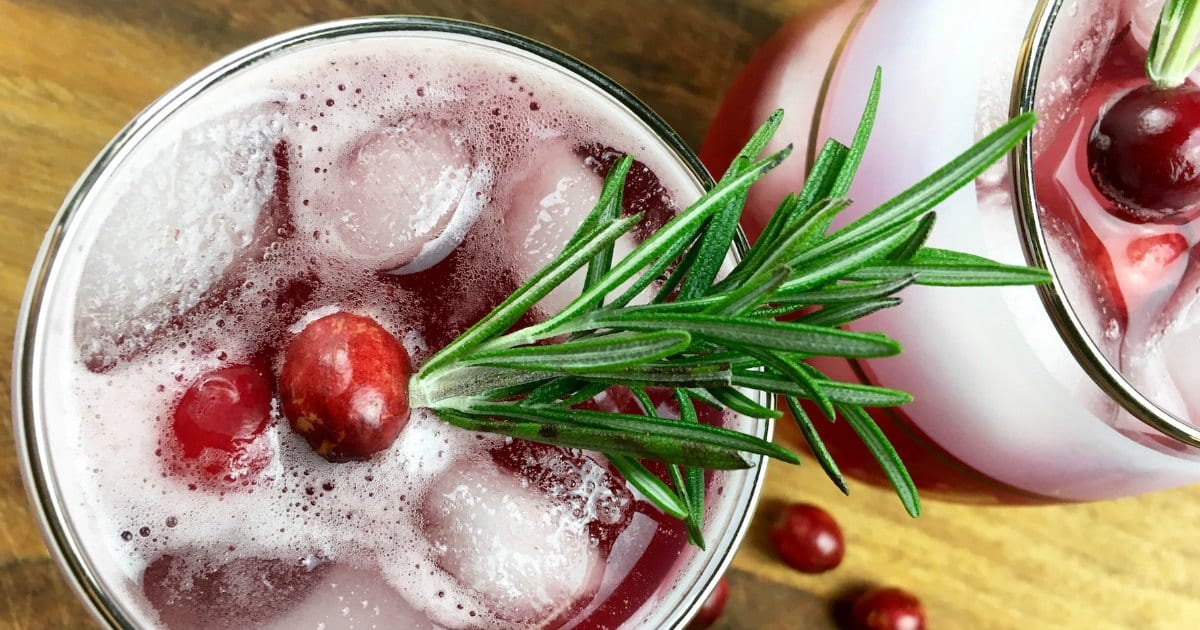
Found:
1009,0 -> 1200,448
11,15 -> 769,629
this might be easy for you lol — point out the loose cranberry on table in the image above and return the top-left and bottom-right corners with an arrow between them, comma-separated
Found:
770,502 -> 845,573
279,311 -> 411,461
687,576 -> 729,629
848,587 -> 925,630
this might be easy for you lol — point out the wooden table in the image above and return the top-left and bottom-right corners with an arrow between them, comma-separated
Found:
2,1 -> 1199,628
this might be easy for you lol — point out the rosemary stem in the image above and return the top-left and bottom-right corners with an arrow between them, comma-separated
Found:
1150,0 -> 1200,88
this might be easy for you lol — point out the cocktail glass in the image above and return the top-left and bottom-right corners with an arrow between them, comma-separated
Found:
13,17 -> 768,628
704,0 -> 1200,504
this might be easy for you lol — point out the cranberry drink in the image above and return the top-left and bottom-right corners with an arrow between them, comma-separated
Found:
21,20 -> 759,628
703,0 -> 1200,502
1035,0 -> 1200,450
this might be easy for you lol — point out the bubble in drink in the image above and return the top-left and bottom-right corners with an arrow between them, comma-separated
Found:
141,553 -> 327,629
492,440 -> 635,532
74,95 -> 288,371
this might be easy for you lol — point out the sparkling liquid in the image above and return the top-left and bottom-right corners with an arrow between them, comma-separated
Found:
43,30 -> 738,629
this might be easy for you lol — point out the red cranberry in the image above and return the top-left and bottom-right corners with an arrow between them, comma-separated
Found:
279,312 -> 411,461
687,576 -> 729,629
770,503 -> 844,573
1088,83 -> 1200,223
170,364 -> 273,480
849,587 -> 925,630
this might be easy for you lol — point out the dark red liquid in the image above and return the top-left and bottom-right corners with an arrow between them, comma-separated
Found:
1034,30 -> 1200,349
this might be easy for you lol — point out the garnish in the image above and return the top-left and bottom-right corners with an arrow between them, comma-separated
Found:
283,71 -> 1046,548
1089,0 -> 1200,221
280,311 -> 411,461
1146,0 -> 1200,90
170,364 -> 274,481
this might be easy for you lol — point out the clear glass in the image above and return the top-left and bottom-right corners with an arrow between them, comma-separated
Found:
13,17 -> 768,628
704,0 -> 1200,503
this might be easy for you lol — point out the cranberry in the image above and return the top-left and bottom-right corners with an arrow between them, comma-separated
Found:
170,365 -> 273,479
279,312 -> 411,461
1088,83 -> 1200,223
687,576 -> 729,629
769,502 -> 844,573
849,587 -> 925,630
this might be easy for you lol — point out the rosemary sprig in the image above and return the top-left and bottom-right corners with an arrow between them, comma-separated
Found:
408,70 -> 1046,532
1147,0 -> 1200,89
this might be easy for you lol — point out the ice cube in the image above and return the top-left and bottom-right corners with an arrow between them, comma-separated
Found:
1038,0 -> 1121,116
1037,223 -> 1123,422
1130,255 -> 1200,421
1129,0 -> 1162,51
1122,333 -> 1191,422
501,140 -> 642,314
265,563 -> 439,630
296,116 -> 492,274
1157,310 -> 1200,420
75,95 -> 287,371
420,459 -> 603,623
570,512 -> 659,623
975,0 -> 1119,186
1124,1 -> 1200,86
503,140 -> 603,270
1044,219 -> 1124,361
142,552 -> 326,629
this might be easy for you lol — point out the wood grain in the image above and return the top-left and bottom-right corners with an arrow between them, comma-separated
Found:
3,1 -> 1200,628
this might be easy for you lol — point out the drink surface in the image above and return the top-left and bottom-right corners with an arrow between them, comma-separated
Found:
702,0 -> 1200,502
1034,1 -> 1200,447
37,29 -> 734,629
